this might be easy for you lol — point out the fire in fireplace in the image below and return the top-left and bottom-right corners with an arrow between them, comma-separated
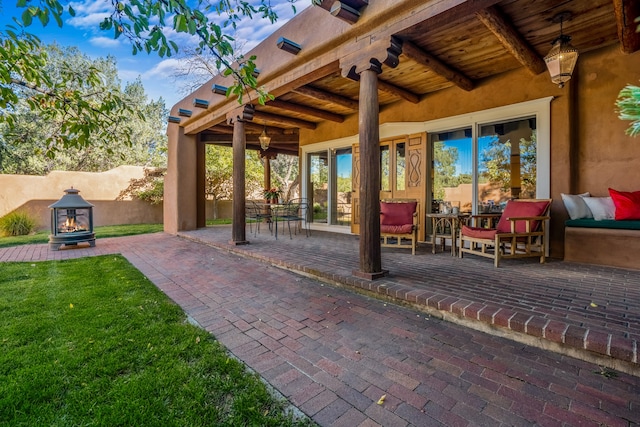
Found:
49,188 -> 95,250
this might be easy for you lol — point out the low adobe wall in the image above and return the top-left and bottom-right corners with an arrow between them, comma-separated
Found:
1,167 -> 233,231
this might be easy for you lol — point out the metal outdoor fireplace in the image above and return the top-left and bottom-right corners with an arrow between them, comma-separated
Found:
48,188 -> 95,250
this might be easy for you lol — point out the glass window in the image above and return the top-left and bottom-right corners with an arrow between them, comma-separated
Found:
333,148 -> 352,226
380,145 -> 390,192
396,142 -> 405,191
478,117 -> 536,212
309,151 -> 328,223
430,128 -> 473,213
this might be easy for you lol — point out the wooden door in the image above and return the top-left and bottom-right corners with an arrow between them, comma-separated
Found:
351,133 -> 427,239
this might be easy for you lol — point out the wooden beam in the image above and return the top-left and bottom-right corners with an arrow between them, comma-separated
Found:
252,111 -> 317,130
475,6 -> 546,75
266,99 -> 345,122
200,132 -> 300,144
401,40 -> 475,91
292,85 -> 359,110
613,0 -> 640,54
377,79 -> 420,103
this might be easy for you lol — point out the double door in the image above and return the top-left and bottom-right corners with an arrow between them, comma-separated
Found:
351,133 -> 426,240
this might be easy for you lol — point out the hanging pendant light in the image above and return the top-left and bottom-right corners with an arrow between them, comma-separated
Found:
259,126 -> 271,150
544,12 -> 579,88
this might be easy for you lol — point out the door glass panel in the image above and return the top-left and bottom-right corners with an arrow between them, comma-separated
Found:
333,148 -> 352,226
430,128 -> 472,213
396,142 -> 405,191
478,117 -> 536,212
380,145 -> 390,192
309,151 -> 328,223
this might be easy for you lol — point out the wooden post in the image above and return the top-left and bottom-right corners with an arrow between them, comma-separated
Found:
355,68 -> 386,279
340,37 -> 401,279
263,155 -> 271,194
227,105 -> 254,245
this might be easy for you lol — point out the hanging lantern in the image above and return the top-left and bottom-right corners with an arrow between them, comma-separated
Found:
544,12 -> 579,88
259,127 -> 271,150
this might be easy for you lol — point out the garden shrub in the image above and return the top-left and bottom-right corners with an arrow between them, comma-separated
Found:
0,211 -> 37,236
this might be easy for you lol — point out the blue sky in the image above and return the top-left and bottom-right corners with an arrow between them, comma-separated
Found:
1,0 -> 310,109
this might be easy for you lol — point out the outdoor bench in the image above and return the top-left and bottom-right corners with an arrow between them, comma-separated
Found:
564,219 -> 640,269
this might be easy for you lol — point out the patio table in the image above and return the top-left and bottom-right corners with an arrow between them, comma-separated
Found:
426,213 -> 470,256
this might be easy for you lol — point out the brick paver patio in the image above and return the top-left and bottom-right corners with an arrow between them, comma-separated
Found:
1,229 -> 639,426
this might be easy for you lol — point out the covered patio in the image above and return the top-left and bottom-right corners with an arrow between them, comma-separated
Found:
179,225 -> 640,375
164,0 -> 640,278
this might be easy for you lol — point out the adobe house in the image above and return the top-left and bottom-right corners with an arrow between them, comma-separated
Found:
164,0 -> 640,276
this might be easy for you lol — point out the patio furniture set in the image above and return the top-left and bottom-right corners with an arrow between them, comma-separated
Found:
246,199 -> 311,240
380,198 -> 552,268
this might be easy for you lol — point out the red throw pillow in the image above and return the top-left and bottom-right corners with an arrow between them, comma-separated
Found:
609,188 -> 640,220
495,200 -> 550,233
380,201 -> 417,225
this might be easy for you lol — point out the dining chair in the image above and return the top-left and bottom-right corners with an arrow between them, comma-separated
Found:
273,198 -> 310,239
246,200 -> 272,237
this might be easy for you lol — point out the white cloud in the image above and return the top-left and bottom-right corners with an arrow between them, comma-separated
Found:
89,36 -> 121,48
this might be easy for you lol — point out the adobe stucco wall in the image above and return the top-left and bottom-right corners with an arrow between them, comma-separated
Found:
299,43 -> 640,257
1,166 -> 232,231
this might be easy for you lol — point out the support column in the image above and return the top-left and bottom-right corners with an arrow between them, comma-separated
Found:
227,105 -> 255,245
356,68 -> 385,279
340,36 -> 401,279
196,138 -> 206,228
263,155 -> 272,193
164,123 -> 198,234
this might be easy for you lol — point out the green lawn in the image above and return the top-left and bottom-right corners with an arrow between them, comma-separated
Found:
0,255 -> 313,426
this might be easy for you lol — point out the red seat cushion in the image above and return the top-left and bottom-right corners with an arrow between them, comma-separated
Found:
460,225 -> 497,239
380,201 -> 417,226
609,188 -> 640,220
495,200 -> 550,233
381,224 -> 414,234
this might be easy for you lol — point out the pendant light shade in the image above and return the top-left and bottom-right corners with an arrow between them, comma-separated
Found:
544,12 -> 579,88
259,127 -> 271,150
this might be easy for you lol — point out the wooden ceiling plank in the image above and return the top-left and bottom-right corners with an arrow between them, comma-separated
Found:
292,85 -> 359,110
377,79 -> 420,103
475,5 -> 547,75
613,0 -> 640,54
266,99 -> 345,122
253,111 -> 317,130
401,40 -> 475,91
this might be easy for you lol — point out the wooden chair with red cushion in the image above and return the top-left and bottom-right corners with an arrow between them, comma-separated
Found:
380,199 -> 418,255
458,199 -> 552,267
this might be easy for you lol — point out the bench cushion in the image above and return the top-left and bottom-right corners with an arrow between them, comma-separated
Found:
565,219 -> 640,230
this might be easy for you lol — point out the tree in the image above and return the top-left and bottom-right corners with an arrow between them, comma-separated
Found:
1,1 -> 302,156
205,145 -> 263,218
433,141 -> 460,200
480,133 -> 537,199
0,44 -> 167,174
271,155 -> 299,200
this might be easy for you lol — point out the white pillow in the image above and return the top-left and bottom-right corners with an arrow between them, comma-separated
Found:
561,192 -> 592,220
582,197 -> 616,221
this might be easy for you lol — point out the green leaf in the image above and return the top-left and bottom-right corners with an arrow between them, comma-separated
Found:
21,9 -> 33,26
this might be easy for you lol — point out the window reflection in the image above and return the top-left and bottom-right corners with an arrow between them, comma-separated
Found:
430,128 -> 472,213
396,143 -> 405,191
380,145 -> 390,192
478,117 -> 536,211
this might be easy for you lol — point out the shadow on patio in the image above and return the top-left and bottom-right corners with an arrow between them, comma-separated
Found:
179,225 -> 640,376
